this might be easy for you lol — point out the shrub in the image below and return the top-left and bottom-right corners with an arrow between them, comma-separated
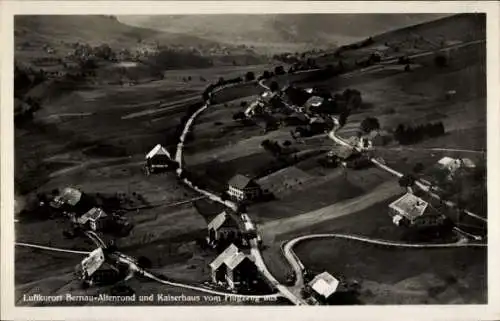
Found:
274,65 -> 285,75
269,81 -> 280,92
360,117 -> 380,133
233,111 -> 246,120
245,71 -> 255,81
434,54 -> 448,67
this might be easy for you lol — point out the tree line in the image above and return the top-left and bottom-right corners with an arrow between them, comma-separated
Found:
394,122 -> 445,145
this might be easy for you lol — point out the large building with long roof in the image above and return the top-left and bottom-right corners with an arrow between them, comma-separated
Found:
209,244 -> 259,290
388,192 -> 446,227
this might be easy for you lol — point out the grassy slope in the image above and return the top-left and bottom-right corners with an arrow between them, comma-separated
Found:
15,15 -> 215,49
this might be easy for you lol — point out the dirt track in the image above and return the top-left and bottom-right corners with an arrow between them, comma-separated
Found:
260,180 -> 401,240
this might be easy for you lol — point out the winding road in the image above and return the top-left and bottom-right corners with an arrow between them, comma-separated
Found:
174,83 -> 308,305
282,233 -> 486,291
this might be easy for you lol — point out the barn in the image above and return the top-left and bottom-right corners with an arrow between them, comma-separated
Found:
145,144 -> 173,174
207,211 -> 242,246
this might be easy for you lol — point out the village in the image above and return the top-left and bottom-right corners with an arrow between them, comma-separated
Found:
13,13 -> 487,307
24,70 -> 486,304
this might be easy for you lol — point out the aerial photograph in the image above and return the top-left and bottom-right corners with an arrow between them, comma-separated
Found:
13,13 -> 487,306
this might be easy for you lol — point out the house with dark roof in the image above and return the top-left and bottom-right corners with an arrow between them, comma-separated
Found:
388,192 -> 445,228
209,244 -> 259,290
207,211 -> 242,245
227,174 -> 262,202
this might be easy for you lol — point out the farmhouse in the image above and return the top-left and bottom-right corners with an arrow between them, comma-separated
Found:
145,144 -> 172,174
328,145 -> 370,169
76,207 -> 108,231
207,211 -> 242,245
308,271 -> 340,302
388,193 -> 445,228
209,244 -> 259,290
227,174 -> 262,202
259,91 -> 285,111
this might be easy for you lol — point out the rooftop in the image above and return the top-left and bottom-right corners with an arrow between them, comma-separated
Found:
228,174 -> 255,190
304,96 -> 324,108
56,187 -> 82,206
209,244 -> 239,270
389,193 -> 429,221
308,272 -> 340,299
78,207 -> 107,224
437,156 -> 457,167
208,211 -> 230,231
329,145 -> 357,160
146,144 -> 171,159
224,251 -> 249,271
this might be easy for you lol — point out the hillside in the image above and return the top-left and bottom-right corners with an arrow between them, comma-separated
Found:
118,14 -> 448,53
14,15 -> 216,50
371,13 -> 486,45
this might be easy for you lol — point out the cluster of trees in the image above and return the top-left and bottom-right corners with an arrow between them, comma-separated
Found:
434,54 -> 448,68
394,122 -> 445,145
14,63 -> 47,97
147,48 -> 212,71
245,71 -> 255,81
355,53 -> 382,68
360,117 -> 380,133
260,139 -> 283,156
202,75 -> 245,101
256,65 -> 286,81
337,37 -> 375,53
287,59 -> 320,74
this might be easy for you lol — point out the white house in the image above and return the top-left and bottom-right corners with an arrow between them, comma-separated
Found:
437,156 -> 476,178
308,271 -> 340,301
76,207 -> 108,231
388,193 -> 445,228
227,174 -> 262,202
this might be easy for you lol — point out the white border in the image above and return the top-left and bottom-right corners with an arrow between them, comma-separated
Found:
1,2 -> 499,321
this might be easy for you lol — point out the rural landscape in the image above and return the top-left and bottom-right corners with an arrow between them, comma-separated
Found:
14,13 -> 487,306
